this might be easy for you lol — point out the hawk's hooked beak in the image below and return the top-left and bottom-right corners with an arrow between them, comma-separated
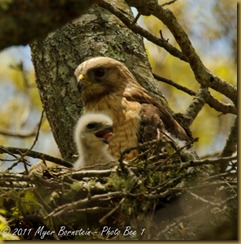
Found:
95,125 -> 113,144
77,74 -> 88,92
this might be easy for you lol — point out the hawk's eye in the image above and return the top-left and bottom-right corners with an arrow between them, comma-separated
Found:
87,123 -> 97,129
94,68 -> 105,78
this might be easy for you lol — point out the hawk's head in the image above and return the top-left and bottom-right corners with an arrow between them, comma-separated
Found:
74,57 -> 137,104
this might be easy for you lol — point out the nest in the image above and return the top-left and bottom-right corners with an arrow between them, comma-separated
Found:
0,138 -> 237,240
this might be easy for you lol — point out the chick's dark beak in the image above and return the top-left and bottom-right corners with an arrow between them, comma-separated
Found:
95,125 -> 113,144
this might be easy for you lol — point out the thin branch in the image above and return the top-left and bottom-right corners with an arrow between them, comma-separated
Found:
0,128 -> 36,138
125,0 -> 237,104
159,155 -> 237,172
29,110 -> 44,151
153,73 -> 237,115
151,137 -> 198,175
0,146 -> 18,159
153,73 -> 196,96
99,197 -> 126,224
204,172 -> 237,182
205,92 -> 237,115
1,111 -> 46,171
161,0 -> 178,7
64,168 -> 116,179
0,173 -> 33,189
221,117 -> 237,157
219,117 -> 238,172
7,157 -> 31,172
99,1 -> 187,61
187,191 -> 223,207
0,146 -> 73,168
187,190 -> 237,207
131,12 -> 141,25
0,111 -> 47,139
151,4 -> 237,104
46,191 -> 124,219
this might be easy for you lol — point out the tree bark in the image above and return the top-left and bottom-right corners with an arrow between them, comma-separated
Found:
31,0 -> 165,162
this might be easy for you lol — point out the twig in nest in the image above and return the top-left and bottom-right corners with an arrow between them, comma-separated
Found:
64,168 -> 116,179
46,191 -> 124,219
150,137 -> 198,175
99,197 -> 125,224
157,155 -> 237,172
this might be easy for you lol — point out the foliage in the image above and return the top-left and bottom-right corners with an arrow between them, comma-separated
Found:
0,210 -> 19,240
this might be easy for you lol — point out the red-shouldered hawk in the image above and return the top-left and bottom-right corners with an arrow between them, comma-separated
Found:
74,113 -> 115,169
75,57 -> 189,160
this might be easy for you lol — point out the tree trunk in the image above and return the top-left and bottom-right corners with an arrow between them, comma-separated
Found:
31,0 -> 166,162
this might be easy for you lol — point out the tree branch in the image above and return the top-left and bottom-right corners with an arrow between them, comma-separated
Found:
221,117 -> 237,157
204,92 -> 237,115
161,0 -> 179,7
0,173 -> 32,189
29,110 -> 44,151
0,146 -> 73,168
46,191 -> 124,219
99,1 -> 187,61
124,0 -> 237,104
153,73 -> 196,96
154,73 -> 236,115
0,0 -> 98,50
159,155 -> 237,171
218,117 -> 238,173
0,128 -> 36,138
64,168 -> 115,180
182,87 -> 208,127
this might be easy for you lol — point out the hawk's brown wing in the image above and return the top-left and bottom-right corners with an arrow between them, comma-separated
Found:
123,85 -> 189,144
